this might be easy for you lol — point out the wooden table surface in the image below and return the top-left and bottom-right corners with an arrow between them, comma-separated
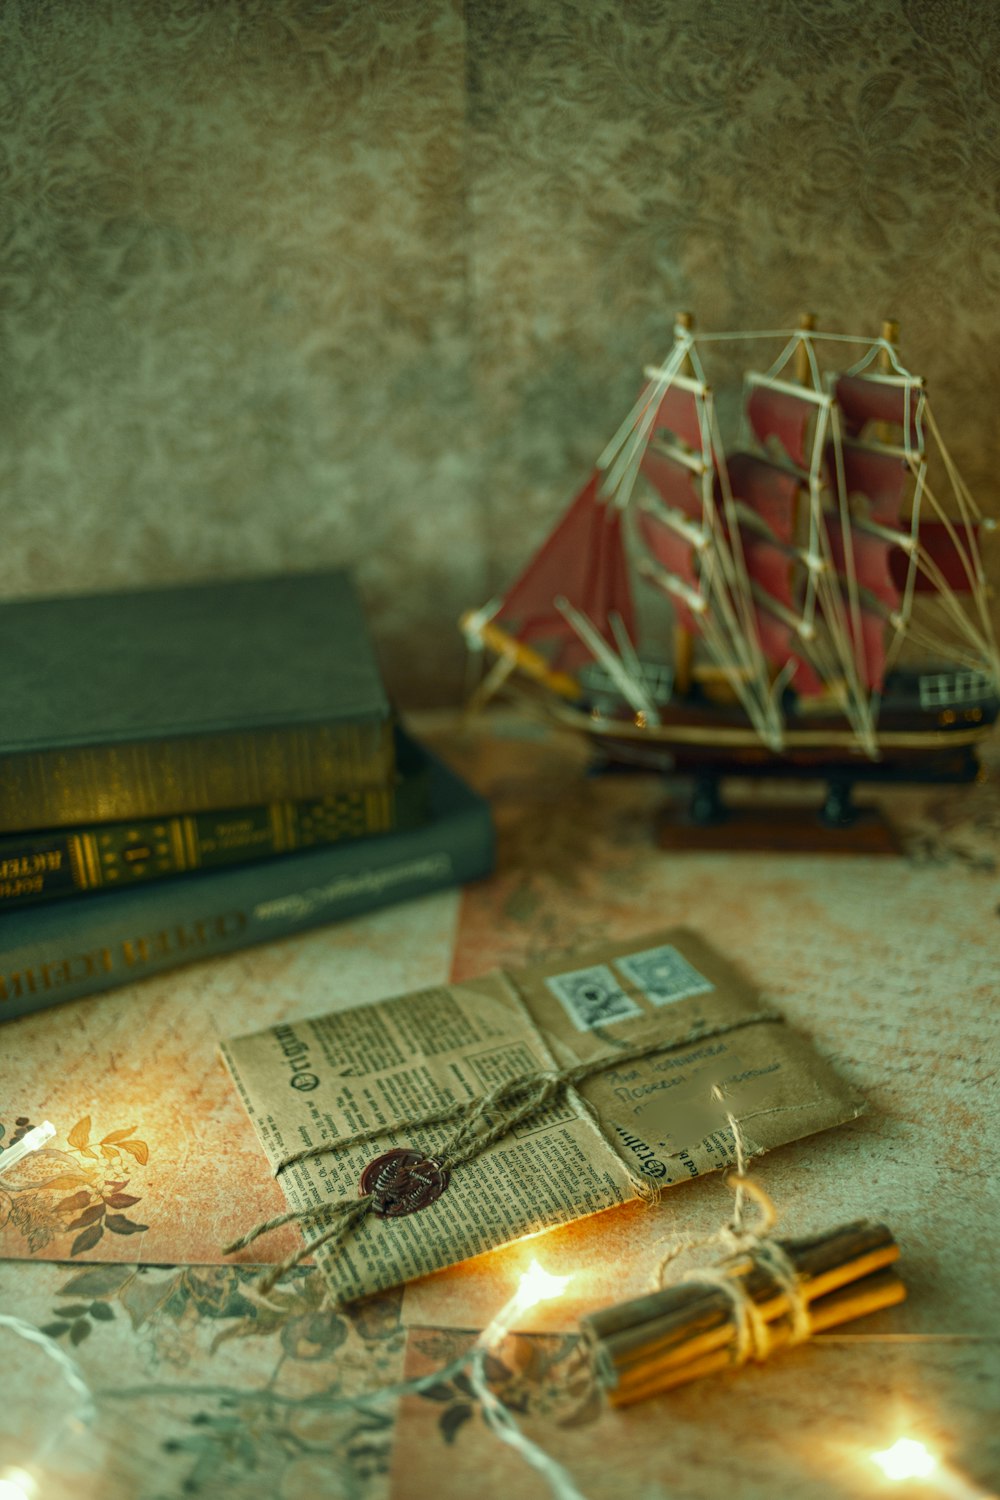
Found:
1,710 -> 997,1500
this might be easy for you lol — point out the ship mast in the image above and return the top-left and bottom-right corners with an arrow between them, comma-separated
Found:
794,311 -> 817,387
671,310 -> 696,698
874,318 -> 900,438
627,317 -> 786,748
740,316 -> 893,754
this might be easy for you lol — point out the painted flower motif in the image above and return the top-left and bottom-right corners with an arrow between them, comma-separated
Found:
0,1115 -> 150,1256
208,1269 -> 352,1362
33,1258 -> 400,1497
415,1331 -> 600,1447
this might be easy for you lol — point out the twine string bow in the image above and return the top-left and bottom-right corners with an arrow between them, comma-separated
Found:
653,1084 -> 812,1364
224,1009 -> 784,1296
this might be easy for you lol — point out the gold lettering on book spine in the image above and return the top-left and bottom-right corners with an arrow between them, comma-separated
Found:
67,834 -> 87,890
269,803 -> 288,853
0,721 -> 393,831
0,946 -> 115,1005
82,833 -> 102,889
169,818 -> 187,873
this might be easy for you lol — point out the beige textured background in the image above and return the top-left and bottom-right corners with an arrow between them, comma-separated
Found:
1,0 -> 999,704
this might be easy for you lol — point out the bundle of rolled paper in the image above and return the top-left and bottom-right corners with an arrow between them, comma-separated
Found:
580,1219 -> 904,1406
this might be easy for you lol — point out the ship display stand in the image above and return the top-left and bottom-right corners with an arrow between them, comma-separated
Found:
462,315 -> 999,852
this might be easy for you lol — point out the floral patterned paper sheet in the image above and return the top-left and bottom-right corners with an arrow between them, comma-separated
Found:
0,896 -> 463,1267
2,712 -> 998,1500
390,1326 -> 999,1500
0,1257 -> 406,1500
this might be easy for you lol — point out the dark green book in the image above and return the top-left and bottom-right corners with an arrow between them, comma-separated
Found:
0,736 -> 494,1022
0,729 -> 430,909
0,571 -> 393,832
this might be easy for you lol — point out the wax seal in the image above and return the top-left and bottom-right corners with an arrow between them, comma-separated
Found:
359,1148 -> 449,1218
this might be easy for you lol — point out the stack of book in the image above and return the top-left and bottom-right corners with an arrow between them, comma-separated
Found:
0,571 -> 494,1022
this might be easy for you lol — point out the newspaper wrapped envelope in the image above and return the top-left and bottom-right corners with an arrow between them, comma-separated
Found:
221,929 -> 863,1302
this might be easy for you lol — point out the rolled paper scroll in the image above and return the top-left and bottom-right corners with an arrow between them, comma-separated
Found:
580,1219 -> 905,1406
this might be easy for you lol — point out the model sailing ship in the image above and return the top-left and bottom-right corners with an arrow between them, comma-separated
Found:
462,316 -> 999,821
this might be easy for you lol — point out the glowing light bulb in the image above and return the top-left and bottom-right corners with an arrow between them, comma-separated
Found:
0,1468 -> 37,1500
0,1123 -> 56,1173
480,1259 -> 572,1349
872,1438 -> 939,1482
514,1260 -> 572,1312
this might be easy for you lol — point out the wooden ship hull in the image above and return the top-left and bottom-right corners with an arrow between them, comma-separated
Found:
556,694 -> 996,778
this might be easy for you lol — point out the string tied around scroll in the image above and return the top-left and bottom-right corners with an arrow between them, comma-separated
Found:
656,1084 -> 812,1367
223,1008 -> 784,1296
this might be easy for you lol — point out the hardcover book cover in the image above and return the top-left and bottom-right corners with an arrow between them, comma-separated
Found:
0,728 -> 431,910
0,570 -> 394,829
0,735 -> 495,1022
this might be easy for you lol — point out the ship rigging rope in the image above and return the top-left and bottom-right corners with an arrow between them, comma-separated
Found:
688,327 -> 913,374
918,404 -> 998,674
787,385 -> 880,754
693,344 -> 784,748
702,390 -> 785,746
910,543 -> 990,657
926,401 -> 985,521
690,339 -> 782,744
898,450 -> 997,669
620,329 -> 891,755
601,330 -> 788,749
827,404 -> 876,706
637,551 -> 775,738
597,344 -> 686,480
599,339 -> 689,499
554,595 -> 660,723
700,359 -> 764,651
754,328 -> 925,737
888,617 -> 989,677
883,446 -> 929,681
765,332 -> 805,385
571,326 -> 997,761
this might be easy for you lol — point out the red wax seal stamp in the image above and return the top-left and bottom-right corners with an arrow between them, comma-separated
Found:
359,1149 -> 449,1218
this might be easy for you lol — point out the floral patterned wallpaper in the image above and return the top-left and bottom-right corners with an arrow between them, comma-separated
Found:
1,0 -> 998,702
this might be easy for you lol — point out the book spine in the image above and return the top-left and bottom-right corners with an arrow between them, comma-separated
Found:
0,719 -> 395,833
0,783 -> 412,910
0,768 -> 493,1022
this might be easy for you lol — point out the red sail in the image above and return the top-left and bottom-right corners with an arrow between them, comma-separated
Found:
635,507 -> 700,634
650,384 -> 702,450
589,504 -> 635,665
722,452 -> 799,542
495,471 -> 636,671
823,524 -> 894,689
826,525 -> 900,612
835,375 -> 920,450
834,440 -> 909,526
754,610 -> 825,697
640,447 -> 702,519
740,531 -> 823,695
741,533 -> 795,610
727,455 -> 818,689
747,385 -> 814,468
888,520 -> 980,593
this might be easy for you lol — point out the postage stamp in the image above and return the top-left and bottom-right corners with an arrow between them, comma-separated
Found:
544,964 -> 644,1032
614,945 -> 714,1006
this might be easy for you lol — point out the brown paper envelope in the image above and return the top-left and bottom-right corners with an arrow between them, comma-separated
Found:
222,929 -> 864,1302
